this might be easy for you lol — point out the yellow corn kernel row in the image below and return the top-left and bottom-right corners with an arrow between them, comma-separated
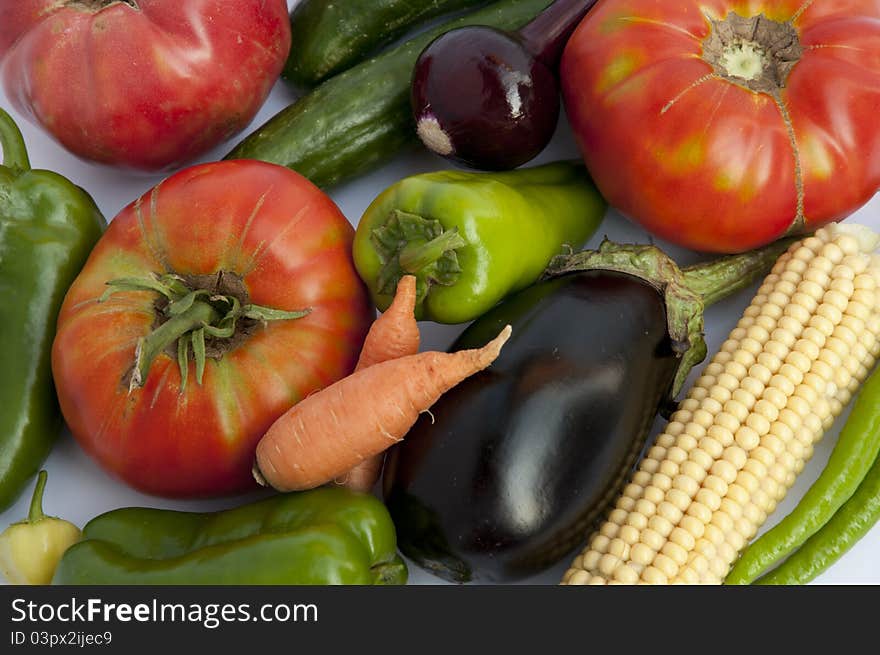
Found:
562,224 -> 880,585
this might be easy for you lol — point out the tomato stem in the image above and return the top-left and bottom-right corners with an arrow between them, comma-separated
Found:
720,41 -> 768,81
133,301 -> 219,390
701,13 -> 801,94
101,274 -> 310,391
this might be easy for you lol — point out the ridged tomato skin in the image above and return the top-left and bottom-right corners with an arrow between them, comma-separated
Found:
561,0 -> 880,253
51,161 -> 373,498
0,0 -> 290,171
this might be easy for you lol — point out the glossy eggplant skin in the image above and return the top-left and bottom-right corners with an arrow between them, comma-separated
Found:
383,271 -> 680,583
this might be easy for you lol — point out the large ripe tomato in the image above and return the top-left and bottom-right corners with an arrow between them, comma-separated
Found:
51,161 -> 373,497
0,0 -> 290,171
562,0 -> 880,253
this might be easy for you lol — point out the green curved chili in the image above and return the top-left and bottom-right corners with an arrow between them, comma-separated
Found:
726,365 -> 880,585
754,450 -> 880,585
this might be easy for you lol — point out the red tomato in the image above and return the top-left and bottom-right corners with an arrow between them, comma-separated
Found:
51,161 -> 373,497
562,0 -> 880,253
0,0 -> 290,171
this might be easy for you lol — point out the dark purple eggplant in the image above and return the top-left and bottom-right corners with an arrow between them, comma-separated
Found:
383,239 -> 794,583
411,0 -> 598,170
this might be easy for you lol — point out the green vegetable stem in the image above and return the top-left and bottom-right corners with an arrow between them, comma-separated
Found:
53,487 -> 407,585
0,108 -> 105,511
353,161 -> 607,324
727,365 -> 880,584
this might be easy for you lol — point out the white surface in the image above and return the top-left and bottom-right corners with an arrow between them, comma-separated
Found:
2,0 -> 879,586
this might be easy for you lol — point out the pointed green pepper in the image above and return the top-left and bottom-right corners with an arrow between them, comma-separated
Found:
53,488 -> 407,585
353,161 -> 606,324
0,108 -> 105,511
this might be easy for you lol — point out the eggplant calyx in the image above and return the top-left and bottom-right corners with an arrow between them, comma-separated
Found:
545,237 -> 795,396
371,209 -> 467,305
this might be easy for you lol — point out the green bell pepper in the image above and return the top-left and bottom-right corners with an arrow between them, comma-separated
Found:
353,161 -> 606,324
53,488 -> 408,585
0,108 -> 105,511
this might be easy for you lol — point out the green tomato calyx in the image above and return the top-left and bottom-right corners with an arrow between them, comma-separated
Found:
100,272 -> 310,392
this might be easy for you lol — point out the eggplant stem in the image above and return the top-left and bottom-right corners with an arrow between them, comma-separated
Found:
681,238 -> 797,307
518,0 -> 600,67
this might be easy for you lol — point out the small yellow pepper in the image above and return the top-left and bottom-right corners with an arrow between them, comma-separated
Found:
0,471 -> 81,585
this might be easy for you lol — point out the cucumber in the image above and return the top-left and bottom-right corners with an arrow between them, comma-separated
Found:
227,0 -> 552,190
284,0 -> 490,88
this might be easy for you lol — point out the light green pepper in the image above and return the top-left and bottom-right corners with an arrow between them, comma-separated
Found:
353,161 -> 606,324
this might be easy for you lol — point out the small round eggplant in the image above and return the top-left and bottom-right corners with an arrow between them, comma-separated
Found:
383,238 -> 793,583
411,0 -> 599,170
383,271 -> 678,583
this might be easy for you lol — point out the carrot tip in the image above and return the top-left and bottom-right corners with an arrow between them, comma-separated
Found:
252,461 -> 268,487
490,325 -> 513,354
470,324 -> 513,369
398,275 -> 417,292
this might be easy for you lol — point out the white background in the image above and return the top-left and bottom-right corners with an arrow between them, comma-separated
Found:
1,0 -> 879,585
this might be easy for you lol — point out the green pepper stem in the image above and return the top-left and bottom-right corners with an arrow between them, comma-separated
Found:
681,238 -> 796,307
27,470 -> 48,523
398,228 -> 467,274
134,301 -> 220,388
0,107 -> 31,171
371,210 -> 467,301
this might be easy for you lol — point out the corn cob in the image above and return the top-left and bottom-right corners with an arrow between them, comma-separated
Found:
562,224 -> 880,585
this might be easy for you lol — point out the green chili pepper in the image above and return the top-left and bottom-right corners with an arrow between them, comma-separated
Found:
726,366 -> 880,585
353,161 -> 606,324
53,488 -> 407,585
754,450 -> 880,585
0,108 -> 105,512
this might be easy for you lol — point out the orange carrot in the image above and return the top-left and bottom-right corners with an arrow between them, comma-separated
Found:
355,275 -> 420,370
254,325 -> 512,492
337,275 -> 420,492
